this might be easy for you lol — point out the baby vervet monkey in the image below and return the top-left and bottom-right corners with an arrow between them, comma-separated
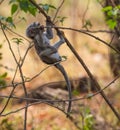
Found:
26,17 -> 72,116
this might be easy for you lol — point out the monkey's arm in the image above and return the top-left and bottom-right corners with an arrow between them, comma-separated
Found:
55,63 -> 72,116
45,17 -> 53,39
53,31 -> 65,50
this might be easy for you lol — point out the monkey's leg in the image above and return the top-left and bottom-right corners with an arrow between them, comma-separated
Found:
55,64 -> 72,116
40,47 -> 57,56
40,48 -> 61,64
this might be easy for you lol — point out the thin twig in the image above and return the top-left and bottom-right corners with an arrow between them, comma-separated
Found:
2,60 -> 66,89
0,21 -> 18,64
52,0 -> 65,23
0,64 -> 15,71
2,22 -> 30,42
0,21 -> 19,115
0,20 -> 29,130
82,0 -> 90,27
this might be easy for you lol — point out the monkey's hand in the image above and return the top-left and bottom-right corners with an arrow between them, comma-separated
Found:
40,25 -> 44,31
46,16 -> 52,24
57,30 -> 65,37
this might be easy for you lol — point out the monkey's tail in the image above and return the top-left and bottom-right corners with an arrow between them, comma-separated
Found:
55,63 -> 72,117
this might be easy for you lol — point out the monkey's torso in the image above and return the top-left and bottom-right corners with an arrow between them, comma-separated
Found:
34,34 -> 62,64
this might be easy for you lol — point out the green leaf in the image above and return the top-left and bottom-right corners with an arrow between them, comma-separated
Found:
19,1 -> 29,12
12,38 -> 24,45
40,3 -> 56,13
60,17 -> 67,25
0,16 -> 6,21
61,55 -> 67,60
9,0 -> 17,4
6,16 -> 15,28
28,5 -> 37,16
6,17 -> 12,23
0,72 -> 7,79
49,5 -> 56,10
0,44 -> 2,48
43,4 -> 49,13
0,79 -> 6,88
107,19 -> 117,29
72,90 -> 79,96
102,6 -> 112,12
0,52 -> 2,59
18,16 -> 26,22
82,19 -> 92,29
11,4 -> 18,15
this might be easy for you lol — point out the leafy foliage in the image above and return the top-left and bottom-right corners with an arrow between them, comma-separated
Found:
82,19 -> 92,29
83,107 -> 94,130
0,118 -> 14,130
11,4 -> 18,15
0,16 -> 15,28
39,3 -> 56,13
56,16 -> 67,25
0,44 -> 7,88
12,38 -> 24,45
0,72 -> 7,88
9,0 -> 37,16
102,5 -> 120,29
0,44 -> 2,60
79,107 -> 94,130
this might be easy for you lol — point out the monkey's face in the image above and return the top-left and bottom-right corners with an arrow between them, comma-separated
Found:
26,22 -> 44,39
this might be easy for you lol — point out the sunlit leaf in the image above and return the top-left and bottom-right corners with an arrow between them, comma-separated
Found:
28,5 -> 37,16
11,4 -> 18,15
107,19 -> 117,29
102,6 -> 112,12
9,0 -> 17,4
49,4 -> 56,10
6,16 -> 15,28
12,38 -> 24,45
0,72 -> 7,78
0,44 -> 2,48
61,55 -> 67,61
83,19 -> 92,29
72,90 -> 79,96
19,1 -> 29,12
60,17 -> 67,25
40,3 -> 56,13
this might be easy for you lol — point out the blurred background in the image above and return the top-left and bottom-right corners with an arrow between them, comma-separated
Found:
1,0 -> 120,130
